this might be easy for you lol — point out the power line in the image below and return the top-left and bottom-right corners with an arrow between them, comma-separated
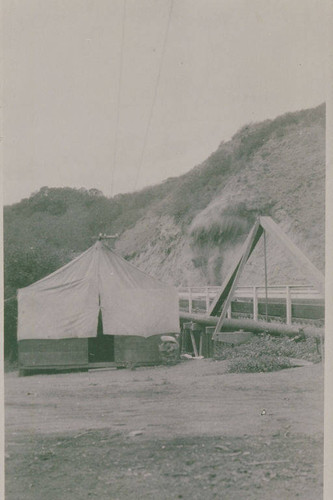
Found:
110,0 -> 127,197
133,0 -> 174,191
4,295 -> 16,303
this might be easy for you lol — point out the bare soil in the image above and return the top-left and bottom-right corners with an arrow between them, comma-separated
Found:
5,360 -> 323,499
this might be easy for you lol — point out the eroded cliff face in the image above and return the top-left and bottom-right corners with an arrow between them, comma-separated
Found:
115,109 -> 325,287
115,215 -> 201,285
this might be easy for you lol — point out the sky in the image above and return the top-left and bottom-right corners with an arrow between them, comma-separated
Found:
3,0 -> 328,205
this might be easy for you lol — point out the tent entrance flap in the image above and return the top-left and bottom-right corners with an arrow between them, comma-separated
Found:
88,310 -> 114,363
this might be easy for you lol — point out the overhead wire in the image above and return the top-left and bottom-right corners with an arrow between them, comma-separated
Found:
110,0 -> 127,197
133,0 -> 174,191
4,295 -> 17,303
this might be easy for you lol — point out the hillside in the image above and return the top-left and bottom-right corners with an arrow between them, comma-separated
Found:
115,104 -> 325,285
4,103 -> 325,357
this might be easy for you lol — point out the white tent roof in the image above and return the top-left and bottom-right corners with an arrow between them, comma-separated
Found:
17,241 -> 180,340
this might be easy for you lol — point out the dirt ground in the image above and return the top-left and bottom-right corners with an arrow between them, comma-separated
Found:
5,360 -> 323,499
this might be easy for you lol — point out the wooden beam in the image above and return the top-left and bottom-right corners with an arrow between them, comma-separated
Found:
209,216 -> 324,320
286,286 -> 292,325
212,220 -> 263,338
253,286 -> 258,322
199,332 -> 203,356
205,287 -> 210,313
206,215 -> 323,340
209,220 -> 263,316
190,331 -> 199,357
188,287 -> 192,314
259,216 -> 324,294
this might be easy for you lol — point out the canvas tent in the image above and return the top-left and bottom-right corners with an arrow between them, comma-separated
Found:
18,241 -> 180,374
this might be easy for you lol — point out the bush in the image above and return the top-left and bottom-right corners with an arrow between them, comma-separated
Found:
214,333 -> 322,373
227,355 -> 292,373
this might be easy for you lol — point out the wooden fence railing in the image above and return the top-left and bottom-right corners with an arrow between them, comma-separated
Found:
178,285 -> 324,326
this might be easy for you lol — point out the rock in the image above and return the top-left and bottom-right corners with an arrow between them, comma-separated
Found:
128,430 -> 144,437
181,354 -> 193,360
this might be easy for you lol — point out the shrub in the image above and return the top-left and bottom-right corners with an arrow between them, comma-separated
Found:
214,333 -> 322,373
227,355 -> 292,373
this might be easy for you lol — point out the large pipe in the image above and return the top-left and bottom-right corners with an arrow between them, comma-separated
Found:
179,312 -> 324,338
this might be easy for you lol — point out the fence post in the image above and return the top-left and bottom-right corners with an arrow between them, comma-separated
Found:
227,304 -> 232,319
286,286 -> 292,325
188,287 -> 192,314
205,287 -> 210,313
253,286 -> 258,321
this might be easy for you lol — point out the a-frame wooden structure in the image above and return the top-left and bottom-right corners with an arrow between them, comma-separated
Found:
209,216 -> 324,339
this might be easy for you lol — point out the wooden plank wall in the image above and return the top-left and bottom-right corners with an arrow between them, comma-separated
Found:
18,338 -> 88,369
18,335 -> 168,371
114,335 -> 163,364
